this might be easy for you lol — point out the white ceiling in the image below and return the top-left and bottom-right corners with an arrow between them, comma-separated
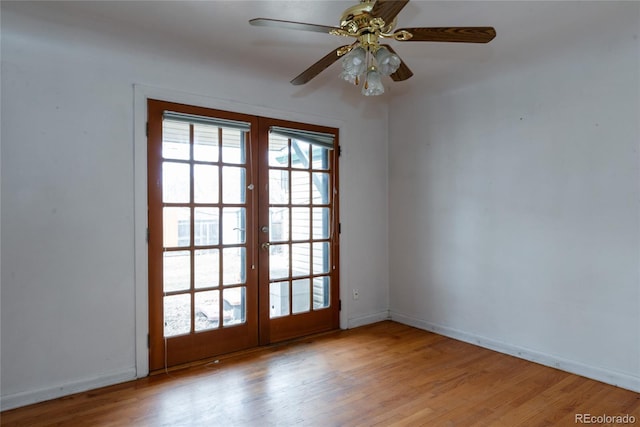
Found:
3,1 -> 632,97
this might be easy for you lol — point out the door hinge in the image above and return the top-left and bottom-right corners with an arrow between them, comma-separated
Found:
146,228 -> 150,243
146,122 -> 149,137
339,299 -> 342,311
338,223 -> 342,234
147,334 -> 150,349
338,145 -> 342,157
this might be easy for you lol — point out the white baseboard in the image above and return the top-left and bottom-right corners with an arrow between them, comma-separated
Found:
348,310 -> 390,329
390,311 -> 640,393
1,368 -> 136,411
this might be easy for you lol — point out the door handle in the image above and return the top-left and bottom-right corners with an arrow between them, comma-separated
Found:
261,242 -> 271,250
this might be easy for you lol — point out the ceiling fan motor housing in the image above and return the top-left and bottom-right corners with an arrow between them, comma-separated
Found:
339,0 -> 397,36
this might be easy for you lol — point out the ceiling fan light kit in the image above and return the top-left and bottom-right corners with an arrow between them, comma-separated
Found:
339,45 -> 401,96
250,0 -> 496,96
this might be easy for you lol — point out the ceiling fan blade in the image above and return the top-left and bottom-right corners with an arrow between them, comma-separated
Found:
291,46 -> 349,86
382,45 -> 413,82
370,0 -> 410,25
397,27 -> 496,43
249,18 -> 341,34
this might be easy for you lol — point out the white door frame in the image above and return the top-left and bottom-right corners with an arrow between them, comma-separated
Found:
133,84 -> 345,377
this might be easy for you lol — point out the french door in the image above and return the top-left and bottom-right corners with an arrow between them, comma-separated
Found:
257,119 -> 340,343
148,100 -> 339,371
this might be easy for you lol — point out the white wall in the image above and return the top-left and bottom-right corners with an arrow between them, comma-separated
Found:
4,0 -> 637,412
0,8 -> 389,409
389,3 -> 640,391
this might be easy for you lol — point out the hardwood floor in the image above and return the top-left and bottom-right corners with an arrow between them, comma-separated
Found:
2,321 -> 638,426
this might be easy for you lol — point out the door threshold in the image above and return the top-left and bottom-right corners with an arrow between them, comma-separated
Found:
149,327 -> 342,376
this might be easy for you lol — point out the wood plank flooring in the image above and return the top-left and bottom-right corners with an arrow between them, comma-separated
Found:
2,321 -> 638,426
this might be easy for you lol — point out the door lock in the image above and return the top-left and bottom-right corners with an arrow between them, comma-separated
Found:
260,226 -> 269,233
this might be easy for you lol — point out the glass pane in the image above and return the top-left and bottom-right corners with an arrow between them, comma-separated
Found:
221,128 -> 245,164
313,276 -> 330,309
312,172 -> 330,204
291,207 -> 310,241
223,287 -> 246,326
163,207 -> 190,248
269,170 -> 289,204
195,290 -> 220,331
270,281 -> 289,318
312,208 -> 330,239
269,207 -> 289,242
194,249 -> 219,289
313,242 -> 330,274
194,208 -> 219,246
162,120 -> 190,160
292,243 -> 310,277
312,146 -> 330,170
292,279 -> 310,314
291,140 -> 310,169
162,162 -> 190,203
222,166 -> 246,204
194,124 -> 218,162
269,244 -> 289,280
222,247 -> 246,285
164,294 -> 191,337
269,134 -> 289,167
194,164 -> 218,203
163,251 -> 191,292
222,207 -> 246,244
291,171 -> 310,205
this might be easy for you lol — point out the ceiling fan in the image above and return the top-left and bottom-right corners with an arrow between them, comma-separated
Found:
249,0 -> 496,95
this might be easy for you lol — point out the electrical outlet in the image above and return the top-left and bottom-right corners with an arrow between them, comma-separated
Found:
352,289 -> 359,300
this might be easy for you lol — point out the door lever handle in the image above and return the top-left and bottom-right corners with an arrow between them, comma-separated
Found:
261,242 -> 271,250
